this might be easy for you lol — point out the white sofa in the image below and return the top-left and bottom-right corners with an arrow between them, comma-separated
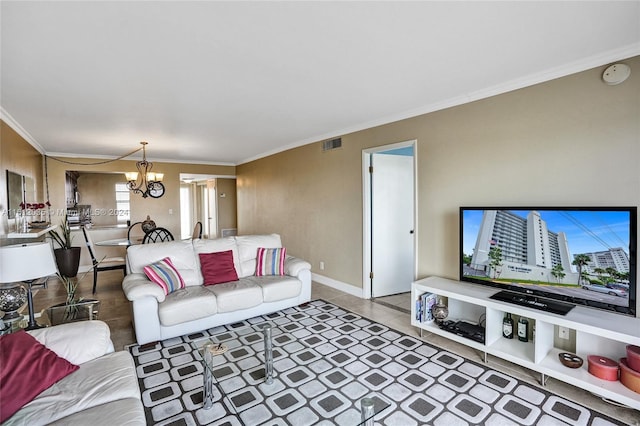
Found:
6,321 -> 145,425
122,234 -> 312,345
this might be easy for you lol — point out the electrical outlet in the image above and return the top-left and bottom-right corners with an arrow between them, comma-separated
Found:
319,261 -> 325,270
558,326 -> 570,340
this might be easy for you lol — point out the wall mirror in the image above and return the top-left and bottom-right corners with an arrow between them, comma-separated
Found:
6,170 -> 24,219
24,176 -> 35,205
67,171 -> 130,226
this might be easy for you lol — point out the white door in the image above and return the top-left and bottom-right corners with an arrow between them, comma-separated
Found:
371,151 -> 415,297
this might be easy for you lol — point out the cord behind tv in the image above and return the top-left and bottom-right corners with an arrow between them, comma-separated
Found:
490,290 -> 575,315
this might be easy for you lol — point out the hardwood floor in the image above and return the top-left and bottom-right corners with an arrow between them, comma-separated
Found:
30,271 -> 639,424
32,269 -> 135,350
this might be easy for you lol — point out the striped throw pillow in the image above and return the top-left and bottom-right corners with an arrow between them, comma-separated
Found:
143,257 -> 185,295
255,247 -> 286,276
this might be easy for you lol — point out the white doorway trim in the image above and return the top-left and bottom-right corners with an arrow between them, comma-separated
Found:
362,140 -> 418,299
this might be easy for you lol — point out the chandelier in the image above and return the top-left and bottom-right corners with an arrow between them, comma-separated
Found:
124,142 -> 165,198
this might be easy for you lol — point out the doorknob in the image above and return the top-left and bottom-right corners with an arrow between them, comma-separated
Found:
409,230 -> 414,234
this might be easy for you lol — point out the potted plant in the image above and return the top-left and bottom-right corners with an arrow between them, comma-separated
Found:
48,214 -> 82,277
46,273 -> 100,325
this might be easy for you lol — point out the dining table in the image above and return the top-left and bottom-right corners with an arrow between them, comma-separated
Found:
95,238 -> 132,247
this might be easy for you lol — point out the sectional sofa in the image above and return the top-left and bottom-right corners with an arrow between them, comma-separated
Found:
4,321 -> 144,425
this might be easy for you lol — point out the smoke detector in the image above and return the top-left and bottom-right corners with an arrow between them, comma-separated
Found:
602,63 -> 631,85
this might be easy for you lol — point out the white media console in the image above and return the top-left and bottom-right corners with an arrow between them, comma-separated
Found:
411,276 -> 640,410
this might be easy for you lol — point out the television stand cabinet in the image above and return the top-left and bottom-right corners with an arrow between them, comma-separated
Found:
411,276 -> 640,410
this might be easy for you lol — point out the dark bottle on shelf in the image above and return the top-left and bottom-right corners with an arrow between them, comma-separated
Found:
518,316 -> 529,342
502,313 -> 514,339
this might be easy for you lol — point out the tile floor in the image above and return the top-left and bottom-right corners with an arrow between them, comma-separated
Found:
31,271 -> 639,424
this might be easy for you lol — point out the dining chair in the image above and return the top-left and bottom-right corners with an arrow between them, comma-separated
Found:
127,221 -> 145,245
81,226 -> 127,293
142,227 -> 175,244
192,221 -> 203,239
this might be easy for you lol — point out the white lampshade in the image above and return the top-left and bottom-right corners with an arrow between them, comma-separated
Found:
146,172 -> 164,182
0,242 -> 58,283
124,171 -> 138,182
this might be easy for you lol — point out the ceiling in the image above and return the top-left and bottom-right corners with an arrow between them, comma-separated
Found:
2,1 -> 639,166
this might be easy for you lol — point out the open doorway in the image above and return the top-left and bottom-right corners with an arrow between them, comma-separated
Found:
362,141 -> 417,299
179,174 -> 237,240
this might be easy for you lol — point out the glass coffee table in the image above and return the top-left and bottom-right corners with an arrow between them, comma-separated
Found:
191,321 -> 390,425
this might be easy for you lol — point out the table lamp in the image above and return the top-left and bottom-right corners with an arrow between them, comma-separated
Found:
0,242 -> 58,330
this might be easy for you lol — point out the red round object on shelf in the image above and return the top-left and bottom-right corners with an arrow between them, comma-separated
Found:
587,355 -> 619,381
619,358 -> 640,393
626,345 -> 640,372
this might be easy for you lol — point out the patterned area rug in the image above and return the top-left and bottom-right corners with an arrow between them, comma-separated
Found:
127,300 -> 625,426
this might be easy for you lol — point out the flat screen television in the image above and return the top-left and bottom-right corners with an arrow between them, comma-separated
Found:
460,207 -> 637,316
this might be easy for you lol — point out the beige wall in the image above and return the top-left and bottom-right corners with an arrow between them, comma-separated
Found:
237,56 -> 640,314
217,178 -> 237,233
46,158 -> 235,239
75,172 -> 124,226
0,121 -> 44,238
0,126 -> 237,245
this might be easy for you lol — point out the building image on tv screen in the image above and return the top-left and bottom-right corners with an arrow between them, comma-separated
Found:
462,209 -> 631,307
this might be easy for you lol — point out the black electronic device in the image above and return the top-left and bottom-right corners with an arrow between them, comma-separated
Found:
438,320 -> 485,344
460,207 -> 636,317
490,291 -> 574,315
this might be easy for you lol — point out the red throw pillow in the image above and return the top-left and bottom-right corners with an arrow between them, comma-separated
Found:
0,330 -> 79,422
200,250 -> 239,285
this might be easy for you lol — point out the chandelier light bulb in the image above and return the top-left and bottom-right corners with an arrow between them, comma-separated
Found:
125,172 -> 139,182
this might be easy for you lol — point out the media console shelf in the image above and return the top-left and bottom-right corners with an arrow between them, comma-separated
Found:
411,276 -> 640,410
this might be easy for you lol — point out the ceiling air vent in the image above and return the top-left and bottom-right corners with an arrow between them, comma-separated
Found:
322,138 -> 342,152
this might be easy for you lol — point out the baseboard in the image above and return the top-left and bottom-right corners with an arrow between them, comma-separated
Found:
311,273 -> 364,298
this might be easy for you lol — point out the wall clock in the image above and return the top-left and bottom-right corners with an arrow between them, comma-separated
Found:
148,182 -> 165,199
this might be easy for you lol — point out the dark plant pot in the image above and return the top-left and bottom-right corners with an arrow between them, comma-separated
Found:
54,247 -> 82,277
45,299 -> 100,326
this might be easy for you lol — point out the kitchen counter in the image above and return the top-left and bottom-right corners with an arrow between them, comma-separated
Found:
5,224 -> 58,239
69,224 -> 128,231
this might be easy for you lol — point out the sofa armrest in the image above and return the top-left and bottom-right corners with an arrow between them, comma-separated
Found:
123,273 -> 166,303
27,320 -> 114,365
285,256 -> 312,278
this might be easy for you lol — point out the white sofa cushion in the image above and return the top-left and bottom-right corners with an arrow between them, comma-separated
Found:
158,286 -> 218,326
206,281 -> 263,312
192,237 -> 241,278
7,351 -> 140,426
123,273 -> 167,303
128,240 -> 201,286
49,397 -> 146,426
28,320 -> 114,365
242,275 -> 302,302
235,234 -> 282,278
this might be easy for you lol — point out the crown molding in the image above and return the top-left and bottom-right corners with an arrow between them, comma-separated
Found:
0,107 -> 45,154
46,151 -> 236,167
239,44 -> 640,165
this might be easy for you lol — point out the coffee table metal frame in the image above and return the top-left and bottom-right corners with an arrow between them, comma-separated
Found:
191,321 -> 388,425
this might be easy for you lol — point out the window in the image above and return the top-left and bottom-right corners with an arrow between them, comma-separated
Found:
115,183 -> 130,223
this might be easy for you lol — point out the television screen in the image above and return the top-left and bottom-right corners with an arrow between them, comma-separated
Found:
460,207 -> 637,316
